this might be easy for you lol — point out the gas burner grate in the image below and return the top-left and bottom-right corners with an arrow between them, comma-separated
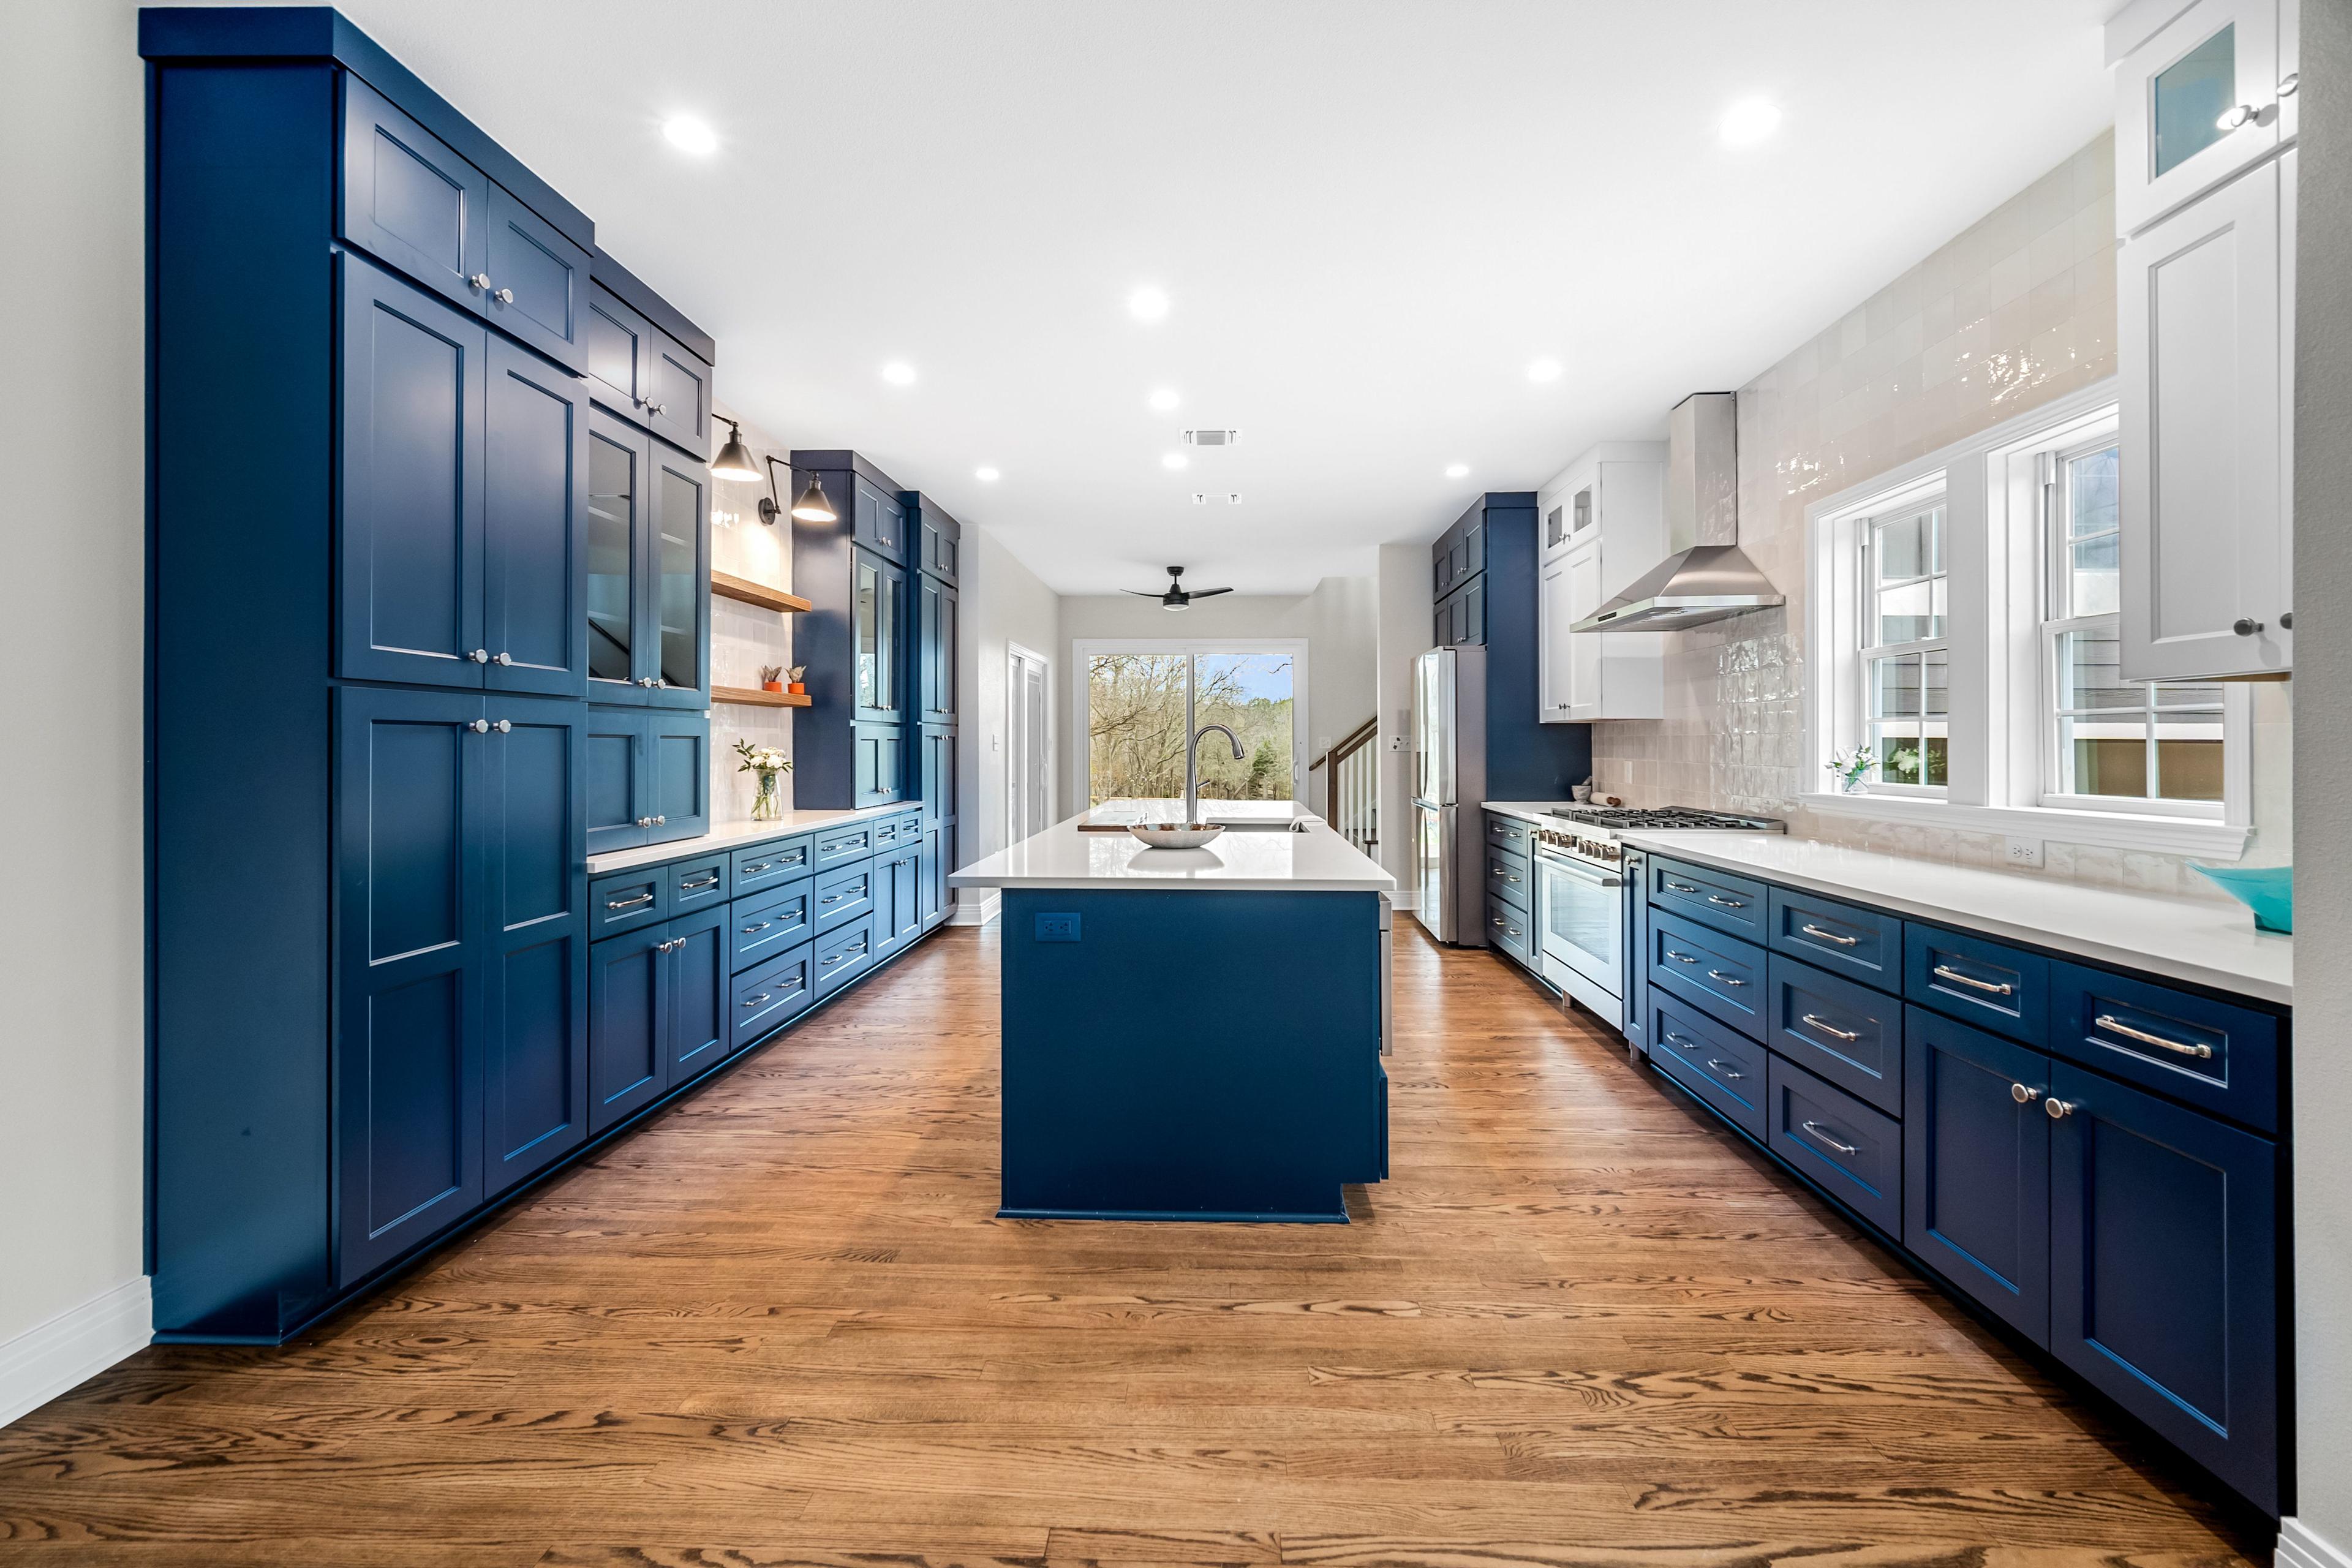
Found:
1545,805 -> 1786,832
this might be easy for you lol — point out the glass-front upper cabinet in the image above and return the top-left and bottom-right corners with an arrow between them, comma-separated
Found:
646,450 -> 710,709
2114,0 -> 2293,235
586,410 -> 641,698
853,547 -> 904,724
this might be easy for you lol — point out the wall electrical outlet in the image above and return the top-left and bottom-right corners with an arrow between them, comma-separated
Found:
2004,837 -> 2045,869
1035,913 -> 1081,943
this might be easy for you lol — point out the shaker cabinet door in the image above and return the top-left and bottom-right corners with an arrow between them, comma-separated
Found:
484,336 -> 589,697
587,925 -> 669,1134
337,74 -> 489,315
484,183 -> 590,375
665,905 -> 730,1083
1902,1008 -> 2051,1345
337,254 -> 486,688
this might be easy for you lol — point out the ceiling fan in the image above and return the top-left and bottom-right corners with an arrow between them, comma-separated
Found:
1123,565 -> 1232,612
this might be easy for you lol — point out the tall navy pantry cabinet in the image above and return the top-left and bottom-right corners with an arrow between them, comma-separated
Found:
141,9 -> 719,1339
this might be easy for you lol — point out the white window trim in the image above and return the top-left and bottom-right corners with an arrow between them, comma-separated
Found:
1804,376 -> 2252,861
1851,491 -> 1953,797
1070,638 -> 1311,809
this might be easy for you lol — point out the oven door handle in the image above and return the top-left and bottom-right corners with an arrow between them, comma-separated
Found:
1537,851 -> 1622,888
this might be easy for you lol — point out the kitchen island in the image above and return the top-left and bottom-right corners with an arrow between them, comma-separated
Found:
951,803 -> 1396,1221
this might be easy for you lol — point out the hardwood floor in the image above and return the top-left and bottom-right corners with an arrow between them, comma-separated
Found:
0,920 -> 2266,1566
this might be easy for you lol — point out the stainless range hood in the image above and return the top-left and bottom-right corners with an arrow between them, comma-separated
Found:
1570,391 -> 1784,632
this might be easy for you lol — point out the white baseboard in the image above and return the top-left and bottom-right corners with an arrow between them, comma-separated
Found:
950,891 -> 1001,926
2280,1518 -> 2352,1568
0,1276 -> 151,1429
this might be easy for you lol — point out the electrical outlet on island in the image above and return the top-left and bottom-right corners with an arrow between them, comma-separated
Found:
2004,837 -> 2044,869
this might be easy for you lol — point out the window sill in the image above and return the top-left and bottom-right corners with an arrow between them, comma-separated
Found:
1799,792 -> 2252,861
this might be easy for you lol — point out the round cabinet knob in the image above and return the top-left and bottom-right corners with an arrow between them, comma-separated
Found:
653,815 -> 666,826
2217,103 -> 2260,130
468,273 -> 491,291
646,402 -> 667,417
2280,611 -> 2294,630
492,719 -> 511,734
492,287 -> 514,304
470,648 -> 491,663
2233,617 -> 2263,637
2280,73 -> 2301,97
468,719 -> 490,734
2010,1082 -> 2042,1104
2045,1098 -> 2076,1120
495,652 -> 513,666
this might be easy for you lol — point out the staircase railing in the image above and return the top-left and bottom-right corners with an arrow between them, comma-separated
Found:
1308,716 -> 1380,853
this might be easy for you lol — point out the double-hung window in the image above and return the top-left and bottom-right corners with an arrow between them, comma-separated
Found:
2041,440 -> 2226,813
1858,501 -> 1949,790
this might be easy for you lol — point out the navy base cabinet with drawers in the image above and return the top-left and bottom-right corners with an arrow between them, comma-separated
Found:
1637,853 -> 2291,1516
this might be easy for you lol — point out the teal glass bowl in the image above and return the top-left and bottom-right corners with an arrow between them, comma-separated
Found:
2192,864 -> 2293,933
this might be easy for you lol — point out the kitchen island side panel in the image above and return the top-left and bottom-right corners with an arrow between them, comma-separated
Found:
998,888 -> 1382,1221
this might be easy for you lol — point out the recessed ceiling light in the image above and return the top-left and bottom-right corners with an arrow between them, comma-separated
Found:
1525,358 -> 1562,384
1129,286 -> 1171,323
662,116 -> 719,156
975,466 -> 1000,483
1162,453 -> 1189,470
1445,463 -> 1469,479
1148,388 -> 1181,412
881,361 -> 916,386
1719,97 -> 1783,148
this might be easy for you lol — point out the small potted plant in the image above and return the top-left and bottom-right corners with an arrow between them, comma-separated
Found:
786,665 -> 807,696
734,738 -> 791,821
760,664 -> 784,694
1825,744 -> 1878,794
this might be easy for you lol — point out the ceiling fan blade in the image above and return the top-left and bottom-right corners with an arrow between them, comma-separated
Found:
1121,589 -> 1164,598
1191,586 -> 1234,598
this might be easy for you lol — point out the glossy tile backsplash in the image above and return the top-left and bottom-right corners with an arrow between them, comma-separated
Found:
1590,131 -> 2288,899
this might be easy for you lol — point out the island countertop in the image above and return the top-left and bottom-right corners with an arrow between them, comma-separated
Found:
951,803 -> 1396,894
1618,829 -> 2291,1006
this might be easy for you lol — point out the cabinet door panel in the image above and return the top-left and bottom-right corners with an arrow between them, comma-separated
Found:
646,714 -> 709,843
337,74 -> 488,315
585,707 -> 646,854
918,576 -> 957,725
855,477 -> 908,563
732,879 -> 813,971
2049,1062 -> 2278,1511
646,449 -> 712,706
484,337 -> 588,696
1537,554 -> 1571,721
2119,160 -> 2288,680
647,334 -> 711,459
2114,0 -> 2282,236
586,410 -> 649,699
584,283 -> 650,418
480,699 -> 587,1195
855,722 -> 905,806
1561,540 -> 1602,718
484,184 -> 589,374
733,941 -> 815,1050
1904,1007 -> 2051,1344
337,254 -> 486,687
587,927 -> 667,1133
334,688 -> 485,1284
666,906 -> 729,1082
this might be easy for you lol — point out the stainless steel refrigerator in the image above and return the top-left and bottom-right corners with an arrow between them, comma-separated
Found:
1411,646 -> 1487,944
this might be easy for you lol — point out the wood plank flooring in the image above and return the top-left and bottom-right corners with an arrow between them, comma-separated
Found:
0,921 -> 2267,1565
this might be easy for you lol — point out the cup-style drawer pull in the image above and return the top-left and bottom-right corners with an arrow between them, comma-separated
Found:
1799,923 -> 1859,947
1705,894 -> 1746,909
1800,1012 -> 1858,1042
680,876 -> 720,891
740,921 -> 773,933
1800,1120 -> 1858,1156
1705,970 -> 1747,987
606,892 -> 655,910
1704,1058 -> 1744,1080
1933,963 -> 2014,996
2094,1014 -> 2214,1059
1664,949 -> 1698,964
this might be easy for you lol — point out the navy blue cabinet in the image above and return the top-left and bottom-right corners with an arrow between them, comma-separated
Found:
587,922 -> 668,1133
732,943 -> 815,1049
2049,1061 -> 2280,1512
917,575 -> 957,726
483,184 -> 590,375
581,268 -> 714,461
789,453 -> 921,809
484,336 -> 589,696
1903,1006 -> 2051,1344
583,407 -> 709,709
875,845 -> 922,959
665,905 -> 730,1082
337,73 -> 488,318
586,706 -> 707,853
913,492 -> 961,584
918,726 -> 956,930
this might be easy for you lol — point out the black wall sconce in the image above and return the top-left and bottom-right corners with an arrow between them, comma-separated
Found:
712,417 -> 839,526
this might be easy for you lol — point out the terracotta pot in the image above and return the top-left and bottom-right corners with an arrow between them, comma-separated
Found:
787,682 -> 806,695
762,680 -> 783,693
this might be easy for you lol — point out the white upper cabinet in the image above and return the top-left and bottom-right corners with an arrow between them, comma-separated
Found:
2113,0 -> 2296,681
1536,445 -> 1665,722
2113,0 -> 2294,236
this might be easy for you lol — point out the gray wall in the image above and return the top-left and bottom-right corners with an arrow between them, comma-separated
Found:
959,529 -> 1063,880
2293,0 -> 2352,1544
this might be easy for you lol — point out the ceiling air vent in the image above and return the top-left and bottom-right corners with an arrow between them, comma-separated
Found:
1182,429 -> 1240,446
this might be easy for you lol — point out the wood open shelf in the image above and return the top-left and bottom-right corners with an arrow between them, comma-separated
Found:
710,571 -> 813,615
712,685 -> 812,709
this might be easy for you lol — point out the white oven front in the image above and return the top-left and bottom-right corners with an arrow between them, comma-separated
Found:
1536,848 -> 1624,1025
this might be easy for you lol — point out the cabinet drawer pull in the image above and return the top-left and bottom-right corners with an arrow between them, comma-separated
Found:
1800,1120 -> 1858,1156
741,992 -> 771,1008
680,876 -> 720,891
1665,880 -> 1699,894
1705,894 -> 1746,909
2094,1014 -> 2214,1059
742,861 -> 775,874
740,921 -> 772,933
606,892 -> 655,910
1800,1012 -> 1858,1042
1705,970 -> 1747,987
1799,922 -> 1859,947
822,953 -> 845,966
1933,963 -> 2014,996
822,894 -> 845,905
1664,949 -> 1698,964
1703,1058 -> 1744,1080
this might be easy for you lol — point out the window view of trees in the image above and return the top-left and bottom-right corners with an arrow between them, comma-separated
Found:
1087,652 -> 1295,807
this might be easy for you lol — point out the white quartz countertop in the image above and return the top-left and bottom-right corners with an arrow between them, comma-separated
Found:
1482,800 -> 1581,825
1618,831 -> 2293,1006
586,802 -> 912,876
952,803 -> 1396,893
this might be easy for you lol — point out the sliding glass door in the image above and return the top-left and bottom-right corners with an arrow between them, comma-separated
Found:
1079,643 -> 1305,810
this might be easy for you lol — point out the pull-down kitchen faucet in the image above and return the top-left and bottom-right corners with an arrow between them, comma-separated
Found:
1185,723 -> 1245,825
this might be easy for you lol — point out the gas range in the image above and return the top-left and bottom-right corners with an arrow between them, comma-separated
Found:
1532,805 -> 1786,868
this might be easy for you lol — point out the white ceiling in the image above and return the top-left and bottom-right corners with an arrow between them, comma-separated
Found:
327,0 -> 2117,594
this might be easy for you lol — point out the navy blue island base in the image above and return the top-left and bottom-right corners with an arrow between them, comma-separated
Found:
998,889 -> 1387,1223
